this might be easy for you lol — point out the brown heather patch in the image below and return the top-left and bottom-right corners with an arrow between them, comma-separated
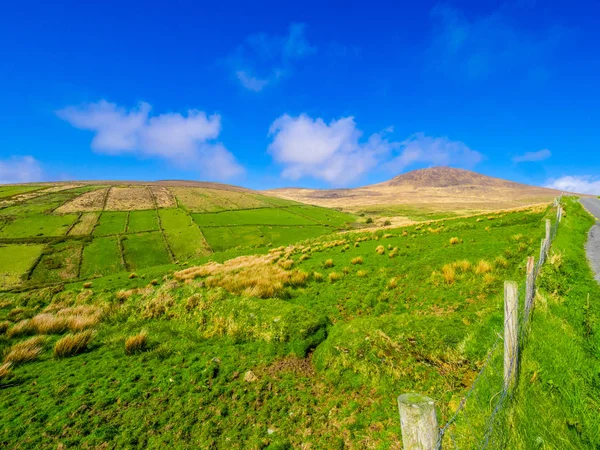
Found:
149,186 -> 177,208
125,331 -> 148,354
299,254 -> 310,262
55,188 -> 108,213
4,336 -> 45,364
483,273 -> 497,285
402,230 -> 408,236
383,233 -> 393,239
0,362 -> 12,380
105,186 -> 154,210
69,212 -> 100,236
174,253 -> 307,298
54,330 -> 95,358
82,282 -> 93,289
278,259 -> 294,270
474,260 -> 493,275
376,245 -> 385,255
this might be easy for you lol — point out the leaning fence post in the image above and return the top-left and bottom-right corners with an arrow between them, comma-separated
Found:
539,239 -> 546,265
525,257 -> 535,322
398,393 -> 439,450
504,281 -> 519,390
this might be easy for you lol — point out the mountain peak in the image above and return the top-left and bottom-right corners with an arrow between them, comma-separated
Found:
380,167 -> 519,188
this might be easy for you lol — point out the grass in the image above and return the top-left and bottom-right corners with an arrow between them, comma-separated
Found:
30,240 -> 83,284
125,331 -> 148,354
4,336 -> 45,364
127,210 -> 159,233
0,214 -> 78,238
159,209 -> 211,260
122,232 -> 172,270
54,330 -> 95,358
93,211 -> 128,236
80,237 -> 124,278
68,212 -> 99,235
0,244 -> 45,287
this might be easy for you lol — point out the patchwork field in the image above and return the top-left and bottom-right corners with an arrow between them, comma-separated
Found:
0,183 -> 356,290
0,200 -> 574,448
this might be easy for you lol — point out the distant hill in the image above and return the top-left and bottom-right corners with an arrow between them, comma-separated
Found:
265,167 -> 567,213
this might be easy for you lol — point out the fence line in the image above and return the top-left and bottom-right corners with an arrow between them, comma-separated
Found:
398,198 -> 563,450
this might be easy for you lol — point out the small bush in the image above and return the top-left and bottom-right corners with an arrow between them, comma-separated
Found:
4,336 -> 45,364
150,279 -> 159,286
328,272 -> 341,283
383,220 -> 392,226
376,245 -> 385,255
313,272 -> 324,282
475,260 -> 493,275
54,330 -> 95,358
366,217 -> 373,224
449,237 -> 460,245
351,257 -> 363,265
323,259 -> 334,268
125,331 -> 148,355
354,242 -> 360,248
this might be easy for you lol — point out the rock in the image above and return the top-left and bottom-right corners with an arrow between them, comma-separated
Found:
244,371 -> 258,382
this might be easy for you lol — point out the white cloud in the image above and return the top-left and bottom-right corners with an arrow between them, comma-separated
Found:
267,114 -> 396,185
387,132 -> 483,172
57,100 -> 244,180
229,23 -> 316,91
0,156 -> 43,184
512,149 -> 551,163
545,176 -> 600,195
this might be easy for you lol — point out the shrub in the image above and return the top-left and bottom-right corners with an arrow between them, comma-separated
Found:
357,270 -> 367,277
54,330 -> 95,358
384,220 -> 392,226
150,279 -> 159,286
449,237 -> 460,245
4,336 -> 45,364
7,319 -> 35,338
366,217 -> 373,224
351,257 -> 363,265
475,260 -> 493,275
442,264 -> 456,284
376,245 -> 385,255
328,272 -> 341,283
0,362 -> 12,381
323,259 -> 334,268
125,331 -> 148,355
313,272 -> 324,282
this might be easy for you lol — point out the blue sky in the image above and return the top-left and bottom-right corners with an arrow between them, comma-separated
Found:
1,0 -> 599,193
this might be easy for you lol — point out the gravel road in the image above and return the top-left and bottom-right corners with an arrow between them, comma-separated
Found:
581,198 -> 600,283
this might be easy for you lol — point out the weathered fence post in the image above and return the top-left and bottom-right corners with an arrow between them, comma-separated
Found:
539,239 -> 546,265
525,257 -> 535,322
504,281 -> 519,390
398,393 -> 439,450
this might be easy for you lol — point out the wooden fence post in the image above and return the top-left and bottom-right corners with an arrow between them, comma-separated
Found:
504,281 -> 519,390
398,393 -> 439,450
525,257 -> 535,321
539,239 -> 546,265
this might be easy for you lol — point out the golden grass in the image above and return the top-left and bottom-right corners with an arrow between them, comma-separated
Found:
56,188 -> 108,213
30,314 -> 68,334
323,259 -> 334,268
278,259 -> 294,270
299,254 -> 310,262
383,233 -> 393,239
351,256 -> 363,265
7,319 -> 34,338
0,362 -> 11,380
376,245 -> 385,255
174,254 -> 308,298
4,336 -> 45,364
328,272 -> 341,283
442,264 -> 456,285
483,273 -> 497,285
54,330 -> 95,358
449,237 -> 460,245
143,292 -> 174,319
313,272 -> 324,282
125,331 -> 148,355
342,266 -> 350,274
388,277 -> 398,289
0,321 -> 10,335
105,186 -> 154,210
455,260 -> 472,272
68,212 -> 100,236
494,256 -> 509,268
389,248 -> 398,258
402,230 -> 408,236
83,282 -> 93,289
475,260 -> 493,275
149,186 -> 176,208
357,270 -> 367,277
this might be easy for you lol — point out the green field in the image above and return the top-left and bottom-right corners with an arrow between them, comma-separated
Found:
80,237 -> 124,278
128,210 -> 159,233
0,185 -> 43,199
192,208 -> 319,227
0,214 -> 78,238
30,240 -> 83,283
122,232 -> 172,270
159,209 -> 211,261
0,203 -> 567,448
0,244 -> 45,286
93,211 -> 128,236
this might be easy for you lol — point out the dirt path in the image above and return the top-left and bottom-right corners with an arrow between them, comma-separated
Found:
581,198 -> 600,283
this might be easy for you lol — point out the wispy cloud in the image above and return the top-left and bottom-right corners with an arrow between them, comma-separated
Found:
545,176 -> 600,195
57,100 -> 244,180
512,149 -> 551,163
227,23 -> 316,92
267,114 -> 483,186
430,3 -> 564,80
0,156 -> 43,184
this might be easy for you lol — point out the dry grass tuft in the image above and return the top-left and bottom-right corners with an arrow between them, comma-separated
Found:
354,242 -> 360,248
323,259 -> 334,268
313,272 -> 324,282
376,245 -> 385,255
116,290 -> 133,301
357,270 -> 367,277
129,273 -> 138,279
328,272 -> 341,283
0,321 -> 10,335
299,254 -> 310,262
483,273 -> 497,285
7,319 -> 35,338
383,233 -> 393,239
54,330 -> 95,358
455,260 -> 471,272
83,282 -> 93,289
475,260 -> 493,275
278,259 -> 294,270
0,362 -> 12,380
351,256 -> 363,265
442,264 -> 456,285
494,256 -> 509,268
388,277 -> 398,289
449,237 -> 460,245
389,247 -> 398,258
30,314 -> 68,334
125,331 -> 148,355
4,336 -> 45,364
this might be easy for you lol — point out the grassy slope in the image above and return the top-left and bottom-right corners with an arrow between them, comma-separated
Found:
0,207 -> 552,448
